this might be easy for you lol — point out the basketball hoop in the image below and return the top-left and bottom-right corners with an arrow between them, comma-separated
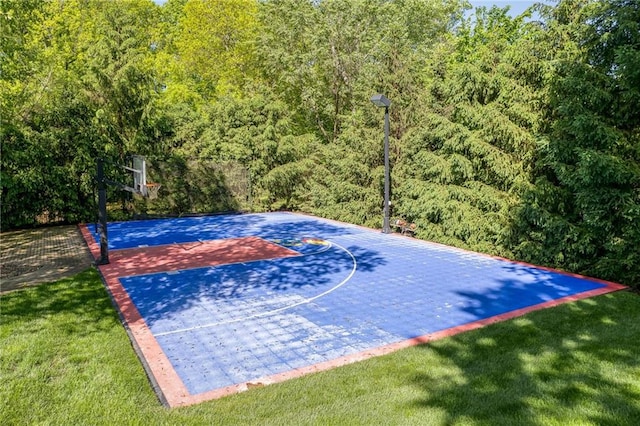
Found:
144,183 -> 161,200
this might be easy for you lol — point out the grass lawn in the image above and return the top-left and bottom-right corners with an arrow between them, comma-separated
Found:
1,268 -> 639,425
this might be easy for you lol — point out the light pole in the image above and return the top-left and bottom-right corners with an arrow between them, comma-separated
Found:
370,94 -> 391,234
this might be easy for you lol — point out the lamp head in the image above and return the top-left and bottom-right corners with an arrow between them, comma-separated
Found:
370,94 -> 391,108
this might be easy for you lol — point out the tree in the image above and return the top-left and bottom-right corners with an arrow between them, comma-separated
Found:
1,0 -> 163,229
255,0 -> 465,227
512,0 -> 640,286
175,0 -> 260,99
177,93 -> 320,212
390,6 -> 545,256
1,0 -> 67,228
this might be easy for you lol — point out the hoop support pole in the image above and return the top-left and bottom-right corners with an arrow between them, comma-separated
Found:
96,158 -> 110,265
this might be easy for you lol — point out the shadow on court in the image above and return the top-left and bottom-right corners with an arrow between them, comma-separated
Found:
454,262 -> 611,319
120,243 -> 386,328
95,214 -> 362,250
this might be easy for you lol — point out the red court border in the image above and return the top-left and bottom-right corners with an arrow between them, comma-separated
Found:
78,217 -> 627,408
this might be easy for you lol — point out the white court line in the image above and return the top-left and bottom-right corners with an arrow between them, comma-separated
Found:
154,241 -> 357,337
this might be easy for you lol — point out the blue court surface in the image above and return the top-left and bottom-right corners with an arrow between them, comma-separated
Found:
90,212 -> 622,401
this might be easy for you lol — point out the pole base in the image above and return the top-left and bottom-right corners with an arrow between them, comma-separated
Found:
95,257 -> 110,266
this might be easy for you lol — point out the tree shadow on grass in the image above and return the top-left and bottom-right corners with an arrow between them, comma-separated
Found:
0,268 -> 120,337
407,291 -> 640,425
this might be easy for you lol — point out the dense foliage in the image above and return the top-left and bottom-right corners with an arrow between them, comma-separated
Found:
1,0 -> 638,287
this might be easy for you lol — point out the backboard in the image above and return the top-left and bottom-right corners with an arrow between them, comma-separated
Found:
132,155 -> 147,196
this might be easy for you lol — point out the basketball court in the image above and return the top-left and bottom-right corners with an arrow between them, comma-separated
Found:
80,212 -> 625,407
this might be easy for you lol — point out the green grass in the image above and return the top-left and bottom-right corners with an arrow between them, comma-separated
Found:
1,268 -> 639,425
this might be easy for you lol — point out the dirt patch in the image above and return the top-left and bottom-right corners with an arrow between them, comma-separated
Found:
0,263 -> 44,278
0,225 -> 94,294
